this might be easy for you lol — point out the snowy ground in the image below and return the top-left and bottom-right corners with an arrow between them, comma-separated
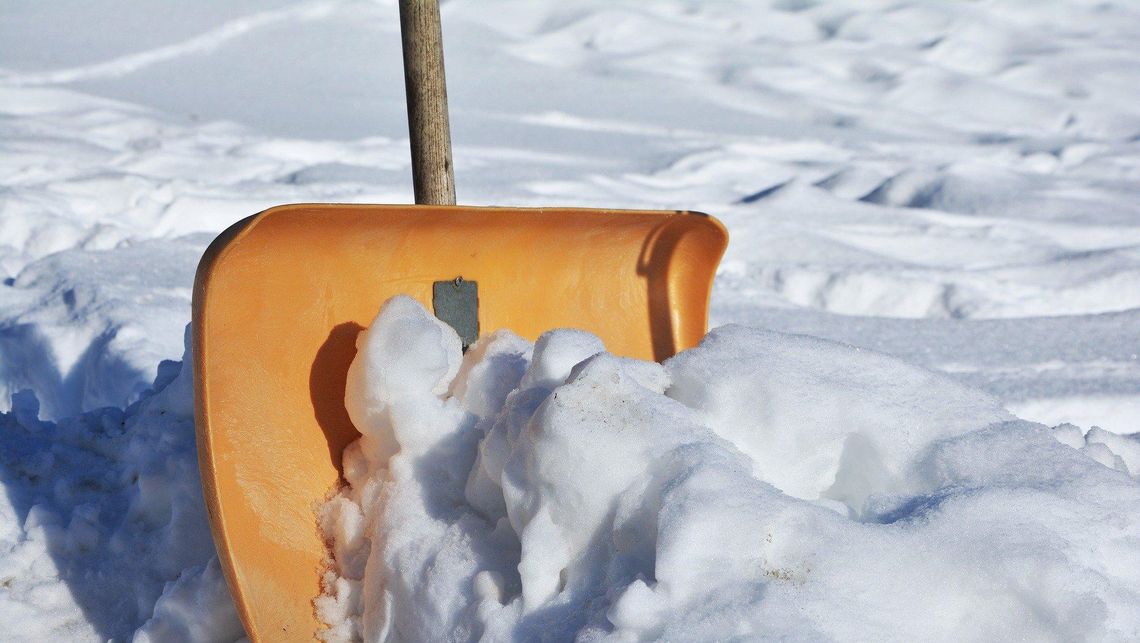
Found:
2,0 -> 1139,640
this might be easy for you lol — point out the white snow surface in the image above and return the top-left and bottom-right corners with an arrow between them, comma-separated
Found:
319,297 -> 1140,641
2,0 -> 1140,640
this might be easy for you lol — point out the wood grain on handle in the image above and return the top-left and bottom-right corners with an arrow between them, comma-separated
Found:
399,0 -> 456,205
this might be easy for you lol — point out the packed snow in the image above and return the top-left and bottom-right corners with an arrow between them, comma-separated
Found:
2,0 -> 1140,640
316,297 -> 1139,640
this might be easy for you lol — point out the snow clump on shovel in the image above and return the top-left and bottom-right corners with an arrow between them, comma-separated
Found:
317,296 -> 1140,641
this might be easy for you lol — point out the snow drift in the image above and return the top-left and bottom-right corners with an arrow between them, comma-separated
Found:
317,297 -> 1140,641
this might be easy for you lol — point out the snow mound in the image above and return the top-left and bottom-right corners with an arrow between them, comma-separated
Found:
0,328 -> 242,641
317,297 -> 1140,641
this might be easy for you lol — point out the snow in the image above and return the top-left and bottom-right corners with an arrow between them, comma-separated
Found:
317,297 -> 1140,640
0,332 -> 241,641
2,0 -> 1140,640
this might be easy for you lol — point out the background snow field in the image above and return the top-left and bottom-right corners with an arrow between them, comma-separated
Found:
1,0 -> 1139,640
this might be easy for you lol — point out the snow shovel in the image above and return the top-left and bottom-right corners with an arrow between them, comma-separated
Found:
192,0 -> 727,639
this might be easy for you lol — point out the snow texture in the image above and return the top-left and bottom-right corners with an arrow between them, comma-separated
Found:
0,331 -> 241,641
2,0 -> 1140,639
317,297 -> 1140,641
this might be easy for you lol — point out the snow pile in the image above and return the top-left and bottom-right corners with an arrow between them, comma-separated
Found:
3,0 -> 1140,637
318,297 -> 1140,641
0,329 -> 242,641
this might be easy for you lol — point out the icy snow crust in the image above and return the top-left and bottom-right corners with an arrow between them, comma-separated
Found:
3,0 -> 1140,639
317,297 -> 1140,641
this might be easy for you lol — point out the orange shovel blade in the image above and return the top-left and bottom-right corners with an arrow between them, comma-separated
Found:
192,204 -> 727,640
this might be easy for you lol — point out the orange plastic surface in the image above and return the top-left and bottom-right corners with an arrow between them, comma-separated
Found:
192,204 -> 727,640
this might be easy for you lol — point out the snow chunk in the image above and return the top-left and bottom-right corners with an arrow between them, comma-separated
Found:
344,295 -> 464,463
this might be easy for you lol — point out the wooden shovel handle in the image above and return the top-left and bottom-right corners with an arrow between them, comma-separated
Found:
399,0 -> 456,206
